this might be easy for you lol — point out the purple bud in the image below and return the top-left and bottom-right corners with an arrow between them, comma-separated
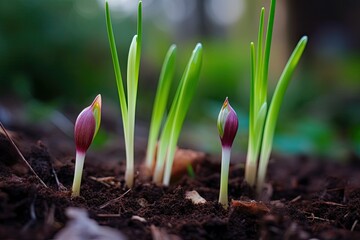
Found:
217,97 -> 238,148
74,95 -> 102,153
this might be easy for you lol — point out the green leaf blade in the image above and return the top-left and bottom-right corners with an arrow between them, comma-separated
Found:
145,45 -> 177,169
105,1 -> 128,130
162,43 -> 203,185
257,36 -> 308,194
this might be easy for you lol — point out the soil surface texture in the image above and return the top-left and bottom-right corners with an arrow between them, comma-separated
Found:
0,129 -> 360,240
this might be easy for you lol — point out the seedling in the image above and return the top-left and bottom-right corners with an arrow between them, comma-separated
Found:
152,43 -> 203,186
144,45 -> 176,175
217,98 -> 238,209
106,1 -> 202,186
72,94 -> 102,197
244,0 -> 308,194
105,1 -> 142,188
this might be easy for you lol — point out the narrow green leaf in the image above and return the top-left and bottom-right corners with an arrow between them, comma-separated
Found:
124,35 -> 138,188
105,1 -> 128,131
162,43 -> 203,185
245,42 -> 257,186
136,1 -> 142,79
145,45 -> 177,169
153,45 -> 200,184
257,36 -> 308,194
253,102 -> 267,156
255,8 -> 265,112
261,0 -> 276,105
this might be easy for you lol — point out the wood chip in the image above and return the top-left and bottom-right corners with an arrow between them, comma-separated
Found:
185,190 -> 206,204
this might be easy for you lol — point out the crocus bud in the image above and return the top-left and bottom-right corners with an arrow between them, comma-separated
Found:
72,94 -> 102,197
217,97 -> 238,148
74,94 -> 102,154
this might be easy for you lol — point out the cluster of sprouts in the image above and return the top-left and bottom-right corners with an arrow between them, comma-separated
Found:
216,0 -> 307,208
105,0 -> 202,188
244,0 -> 307,194
71,0 -> 307,203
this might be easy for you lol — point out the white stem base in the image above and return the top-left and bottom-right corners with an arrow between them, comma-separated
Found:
219,147 -> 231,209
72,152 -> 86,197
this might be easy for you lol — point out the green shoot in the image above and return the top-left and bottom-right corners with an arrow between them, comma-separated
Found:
257,36 -> 308,194
144,45 -> 177,174
105,1 -> 142,188
217,98 -> 238,209
153,43 -> 203,185
244,0 -> 308,194
186,164 -> 195,178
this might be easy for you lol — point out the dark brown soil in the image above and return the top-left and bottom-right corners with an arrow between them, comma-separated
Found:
1,129 -> 360,240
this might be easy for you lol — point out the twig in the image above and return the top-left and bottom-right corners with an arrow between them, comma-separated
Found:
51,165 -> 67,191
319,201 -> 346,207
306,212 -> 333,222
97,213 -> 121,217
0,122 -> 48,188
289,195 -> 301,203
351,219 -> 358,232
89,176 -> 120,188
99,188 -> 131,209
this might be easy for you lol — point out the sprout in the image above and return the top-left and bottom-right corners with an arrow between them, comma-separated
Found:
217,98 -> 238,209
106,0 -> 202,186
144,45 -> 176,176
72,95 -> 102,197
105,1 -> 142,188
244,0 -> 307,194
152,43 -> 203,186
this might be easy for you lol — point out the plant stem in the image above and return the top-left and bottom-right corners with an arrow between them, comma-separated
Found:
145,45 -> 176,172
125,36 -> 139,188
256,36 -> 308,194
219,147 -> 231,209
72,151 -> 86,197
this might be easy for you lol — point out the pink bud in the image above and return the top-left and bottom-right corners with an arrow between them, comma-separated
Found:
74,95 -> 102,153
217,97 -> 238,148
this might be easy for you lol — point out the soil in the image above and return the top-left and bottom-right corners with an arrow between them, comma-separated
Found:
1,127 -> 360,240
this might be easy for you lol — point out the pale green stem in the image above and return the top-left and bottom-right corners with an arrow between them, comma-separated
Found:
245,42 -> 257,186
125,35 -> 138,188
162,132 -> 180,185
256,36 -> 307,194
72,151 -> 86,197
219,147 -> 231,209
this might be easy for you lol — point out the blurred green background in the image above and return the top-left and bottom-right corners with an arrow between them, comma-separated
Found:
0,0 -> 359,160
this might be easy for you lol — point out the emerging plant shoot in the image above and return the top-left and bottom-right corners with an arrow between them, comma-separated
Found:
152,43 -> 203,185
144,45 -> 176,176
244,0 -> 307,194
217,98 -> 238,209
105,1 -> 142,188
72,95 -> 102,197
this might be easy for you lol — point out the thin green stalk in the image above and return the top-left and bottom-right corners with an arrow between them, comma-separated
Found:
105,1 -> 142,188
145,45 -> 177,171
153,44 -> 203,185
72,152 -> 85,197
261,0 -> 276,105
255,8 -> 265,112
245,42 -> 257,186
219,147 -> 231,209
105,1 -> 128,131
125,36 -> 138,188
244,5 -> 270,186
162,43 -> 203,186
256,36 -> 308,194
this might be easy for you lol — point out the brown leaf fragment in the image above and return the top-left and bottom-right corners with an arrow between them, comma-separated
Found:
231,200 -> 270,215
